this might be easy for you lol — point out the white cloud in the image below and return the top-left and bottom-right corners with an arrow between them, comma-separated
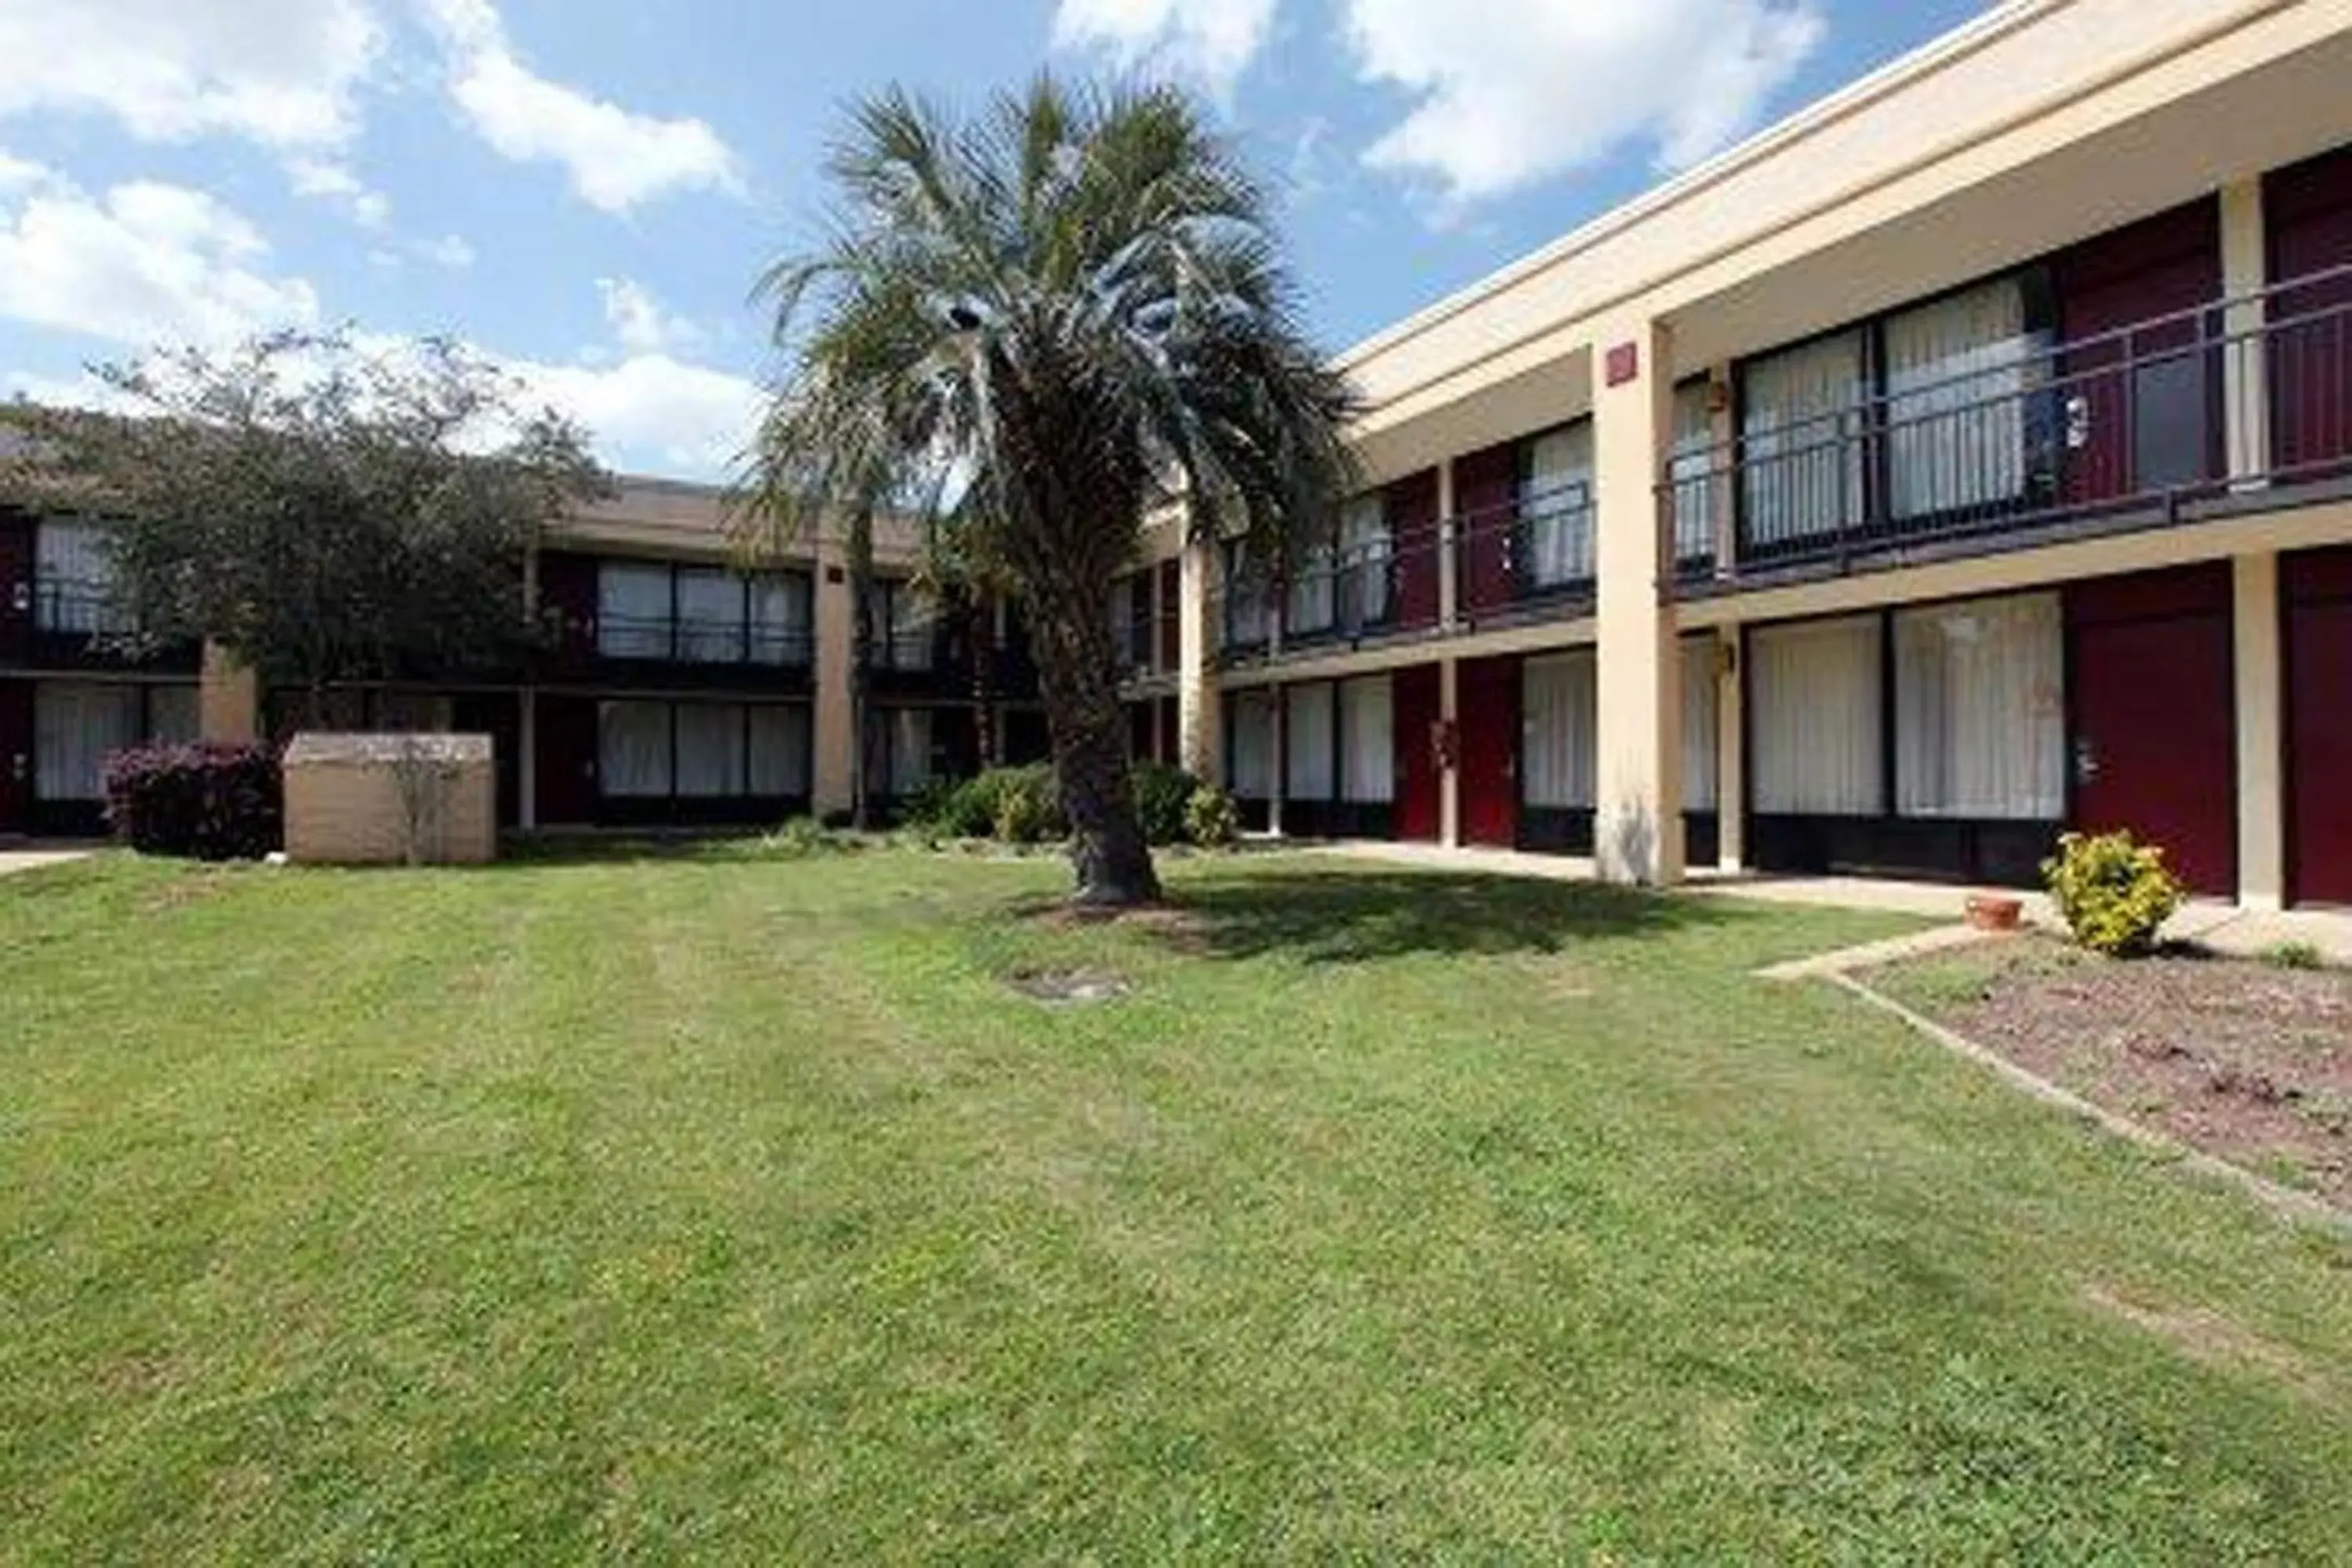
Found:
420,0 -> 745,214
597,277 -> 699,357
1345,0 -> 1826,204
286,156 -> 391,228
1052,0 -> 1276,96
512,351 -> 760,477
0,0 -> 380,149
0,158 -> 320,348
417,234 -> 477,269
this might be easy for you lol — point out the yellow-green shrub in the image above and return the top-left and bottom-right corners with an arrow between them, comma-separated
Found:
2041,830 -> 2185,957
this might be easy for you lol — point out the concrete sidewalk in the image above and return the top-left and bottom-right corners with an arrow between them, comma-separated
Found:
0,849 -> 94,880
1311,840 -> 2352,965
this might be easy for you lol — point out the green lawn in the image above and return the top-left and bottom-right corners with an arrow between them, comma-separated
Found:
3,848 -> 2349,1562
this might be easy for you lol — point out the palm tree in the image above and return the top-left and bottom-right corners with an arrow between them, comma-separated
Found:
739,76 -> 1358,908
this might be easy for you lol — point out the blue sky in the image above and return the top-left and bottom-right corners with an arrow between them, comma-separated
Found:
0,0 -> 1984,479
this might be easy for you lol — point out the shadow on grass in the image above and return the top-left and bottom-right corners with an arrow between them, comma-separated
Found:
1021,864 -> 1749,967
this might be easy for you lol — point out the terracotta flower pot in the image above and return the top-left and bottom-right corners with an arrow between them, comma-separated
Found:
1965,894 -> 2025,933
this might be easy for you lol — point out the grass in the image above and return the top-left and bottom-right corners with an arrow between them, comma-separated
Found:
3,847 -> 2350,1562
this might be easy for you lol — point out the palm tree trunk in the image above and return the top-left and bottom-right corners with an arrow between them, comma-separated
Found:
1032,581 -> 1160,908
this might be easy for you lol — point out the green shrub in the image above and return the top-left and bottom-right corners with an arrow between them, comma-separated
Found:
993,768 -> 1067,844
1184,784 -> 1241,850
898,776 -> 963,833
1131,761 -> 1202,847
2262,941 -> 2327,972
103,742 -> 283,861
764,817 -> 856,858
2042,830 -> 2185,957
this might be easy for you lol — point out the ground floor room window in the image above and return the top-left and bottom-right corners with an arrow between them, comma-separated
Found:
864,706 -> 935,798
599,700 -> 812,801
1228,690 -> 1276,799
1893,592 -> 2064,820
33,682 -> 140,801
1521,651 -> 1597,811
1682,637 -> 1720,813
1751,615 -> 1885,815
1284,683 -> 1336,803
1340,676 -> 1393,804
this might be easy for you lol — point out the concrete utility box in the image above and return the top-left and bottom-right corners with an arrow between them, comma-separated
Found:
283,733 -> 498,866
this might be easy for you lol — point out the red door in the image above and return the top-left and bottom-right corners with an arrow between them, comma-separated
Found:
0,680 -> 31,835
1393,664 -> 1440,841
1458,655 -> 1519,848
2067,566 -> 2235,896
2288,547 -> 2352,906
534,694 -> 600,826
1387,470 -> 1442,633
1454,444 -> 1519,621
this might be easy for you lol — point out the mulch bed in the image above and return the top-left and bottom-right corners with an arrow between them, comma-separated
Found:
1900,941 -> 2352,1204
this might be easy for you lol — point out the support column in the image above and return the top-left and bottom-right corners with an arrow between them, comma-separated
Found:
1593,317 -> 1684,886
2221,177 -> 2270,488
811,532 -> 857,819
1178,530 -> 1221,782
517,688 -> 539,830
2234,550 -> 2285,911
198,641 -> 258,742
1436,457 -> 1460,631
1267,684 -> 1285,838
1715,626 -> 1744,873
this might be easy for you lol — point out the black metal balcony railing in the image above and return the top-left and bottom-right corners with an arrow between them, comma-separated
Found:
33,575 -> 134,637
1454,481 -> 1597,620
1663,265 -> 2352,585
597,613 -> 815,667
871,626 -> 938,673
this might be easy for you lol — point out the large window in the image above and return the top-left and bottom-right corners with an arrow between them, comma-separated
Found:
1521,423 -> 1595,589
869,581 -> 936,672
1669,381 -> 1719,567
1885,277 -> 2043,519
1285,539 -> 1336,638
600,701 -> 811,801
597,564 -> 673,659
1340,675 -> 1393,804
33,682 -> 140,800
1682,637 -> 1721,813
1284,683 -> 1335,802
1751,615 -> 1884,815
34,521 -> 120,635
863,706 -> 935,797
598,561 -> 811,664
1740,330 -> 1870,552
1893,593 -> 2064,820
1339,494 -> 1392,628
1521,651 -> 1597,811
1222,543 -> 1272,649
1228,689 -> 1276,798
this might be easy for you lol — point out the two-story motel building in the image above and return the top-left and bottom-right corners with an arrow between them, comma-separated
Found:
1112,0 -> 2352,911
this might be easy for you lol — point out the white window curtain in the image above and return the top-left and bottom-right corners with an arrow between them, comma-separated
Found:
867,707 -> 933,796
1286,542 -> 1335,636
1229,690 -> 1276,798
1521,651 -> 1597,810
675,569 -> 746,664
750,575 -> 811,666
1285,683 -> 1336,801
1669,381 -> 1719,565
875,585 -> 935,671
34,682 -> 139,800
1751,616 -> 1883,815
1681,637 -> 1720,812
598,701 -> 672,797
35,521 -> 115,633
748,705 -> 811,797
1886,277 -> 2037,519
1523,423 -> 1595,587
147,684 -> 201,745
675,704 -> 746,797
1224,546 -> 1271,648
1340,676 -> 1393,804
1339,495 -> 1391,626
597,564 -> 672,659
1741,330 -> 1870,550
1895,593 -> 2063,820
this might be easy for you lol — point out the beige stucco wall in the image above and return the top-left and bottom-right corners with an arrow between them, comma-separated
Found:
283,741 -> 497,866
198,643 -> 258,744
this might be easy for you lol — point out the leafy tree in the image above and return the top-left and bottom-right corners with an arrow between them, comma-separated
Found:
739,78 -> 1357,907
0,330 -> 608,721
